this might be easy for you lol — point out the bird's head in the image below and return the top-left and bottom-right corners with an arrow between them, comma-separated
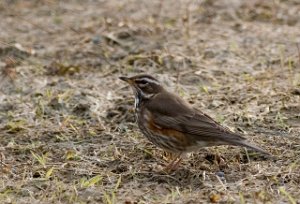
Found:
119,74 -> 163,102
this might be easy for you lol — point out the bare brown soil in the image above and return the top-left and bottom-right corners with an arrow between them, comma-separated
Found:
0,0 -> 300,203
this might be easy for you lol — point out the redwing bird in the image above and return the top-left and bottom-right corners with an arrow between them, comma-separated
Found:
119,74 -> 269,170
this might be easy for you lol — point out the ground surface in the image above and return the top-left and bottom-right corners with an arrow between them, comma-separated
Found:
0,0 -> 300,203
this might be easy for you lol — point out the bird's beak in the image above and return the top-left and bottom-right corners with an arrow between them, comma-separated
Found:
119,76 -> 133,84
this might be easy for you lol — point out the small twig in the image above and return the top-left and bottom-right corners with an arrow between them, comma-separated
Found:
99,68 -> 118,78
215,174 -> 227,191
14,15 -> 54,34
244,148 -> 251,164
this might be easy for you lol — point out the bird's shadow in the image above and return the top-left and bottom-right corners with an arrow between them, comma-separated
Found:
125,167 -> 204,189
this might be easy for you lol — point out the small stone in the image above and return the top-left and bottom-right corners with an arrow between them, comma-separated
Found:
209,193 -> 221,203
216,171 -> 225,178
92,36 -> 101,44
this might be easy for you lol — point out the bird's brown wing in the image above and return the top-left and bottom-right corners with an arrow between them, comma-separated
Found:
147,91 -> 244,143
147,91 -> 270,155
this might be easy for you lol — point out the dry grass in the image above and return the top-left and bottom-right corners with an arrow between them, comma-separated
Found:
0,0 -> 300,203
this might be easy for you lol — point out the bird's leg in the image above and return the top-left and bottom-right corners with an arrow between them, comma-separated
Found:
163,152 -> 182,173
172,157 -> 183,170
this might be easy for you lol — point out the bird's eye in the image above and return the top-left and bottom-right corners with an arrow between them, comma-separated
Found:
136,79 -> 149,87
139,80 -> 148,84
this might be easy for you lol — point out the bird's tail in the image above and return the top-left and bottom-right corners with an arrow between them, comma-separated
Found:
233,140 -> 271,156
